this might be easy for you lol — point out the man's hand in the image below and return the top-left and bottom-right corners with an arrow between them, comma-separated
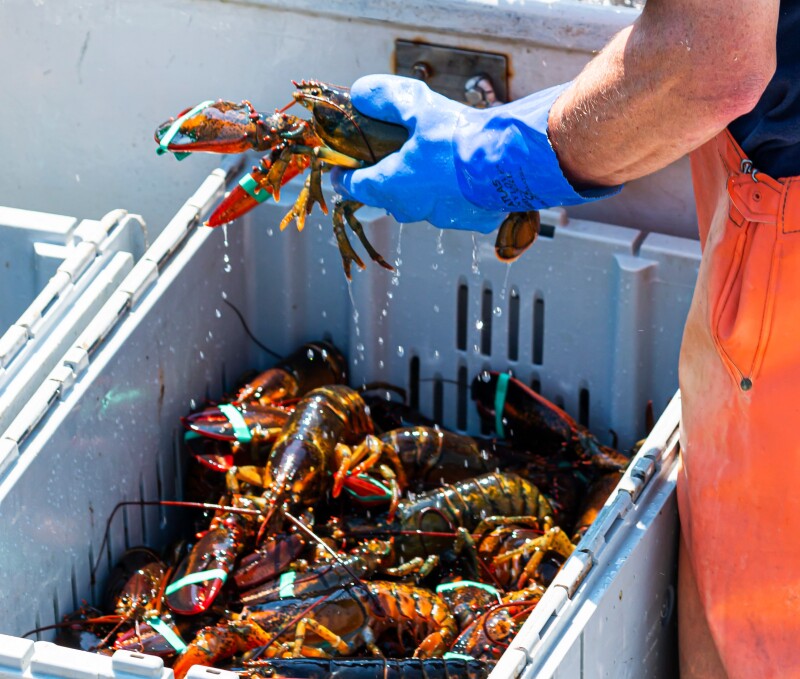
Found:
331,75 -> 507,233
332,76 -> 619,233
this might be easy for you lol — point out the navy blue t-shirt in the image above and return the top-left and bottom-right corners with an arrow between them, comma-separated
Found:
729,2 -> 800,178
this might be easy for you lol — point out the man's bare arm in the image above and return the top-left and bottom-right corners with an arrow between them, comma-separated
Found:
549,0 -> 779,188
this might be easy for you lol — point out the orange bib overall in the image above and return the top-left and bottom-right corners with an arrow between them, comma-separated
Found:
678,129 -> 800,677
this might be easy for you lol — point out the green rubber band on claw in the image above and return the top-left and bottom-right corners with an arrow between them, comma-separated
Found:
436,580 -> 501,600
344,473 -> 393,503
146,615 -> 187,653
165,568 -> 228,596
218,403 -> 253,443
495,372 -> 510,438
156,99 -> 215,161
443,653 -> 477,662
279,571 -> 297,598
239,174 -> 270,203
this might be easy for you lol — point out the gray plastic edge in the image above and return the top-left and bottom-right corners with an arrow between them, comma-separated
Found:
227,0 -> 639,53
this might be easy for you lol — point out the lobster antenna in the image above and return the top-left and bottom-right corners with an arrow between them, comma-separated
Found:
91,500 -> 263,585
222,299 -> 283,360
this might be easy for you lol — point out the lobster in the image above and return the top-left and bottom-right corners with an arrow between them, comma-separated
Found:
448,584 -> 547,660
155,81 -> 542,279
470,371 -> 631,472
171,581 -> 458,679
329,472 -> 556,583
476,524 -> 575,590
257,385 -> 407,528
170,385 -> 408,617
234,340 -> 348,407
339,427 -> 496,494
239,471 -> 558,607
48,547 -> 186,657
182,340 -> 347,467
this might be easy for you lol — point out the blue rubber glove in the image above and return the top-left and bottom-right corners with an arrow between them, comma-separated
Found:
331,75 -> 622,233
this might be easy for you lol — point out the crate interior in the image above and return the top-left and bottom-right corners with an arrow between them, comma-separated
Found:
0,174 -> 699,647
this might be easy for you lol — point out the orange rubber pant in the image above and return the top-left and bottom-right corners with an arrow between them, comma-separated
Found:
678,129 -> 800,678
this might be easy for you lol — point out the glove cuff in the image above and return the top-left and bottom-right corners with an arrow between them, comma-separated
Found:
453,82 -> 622,211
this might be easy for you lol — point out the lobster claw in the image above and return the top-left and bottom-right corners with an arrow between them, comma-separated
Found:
154,100 -> 264,157
205,154 -> 311,227
165,495 -> 263,615
182,402 -> 289,444
164,526 -> 233,615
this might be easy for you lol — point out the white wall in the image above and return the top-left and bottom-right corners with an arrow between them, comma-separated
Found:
0,0 -> 697,240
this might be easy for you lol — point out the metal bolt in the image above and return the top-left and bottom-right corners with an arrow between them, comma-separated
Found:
411,61 -> 432,82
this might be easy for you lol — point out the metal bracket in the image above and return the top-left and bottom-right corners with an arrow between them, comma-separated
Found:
394,40 -> 508,105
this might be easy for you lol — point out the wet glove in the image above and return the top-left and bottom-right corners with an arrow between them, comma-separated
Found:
331,74 -> 621,233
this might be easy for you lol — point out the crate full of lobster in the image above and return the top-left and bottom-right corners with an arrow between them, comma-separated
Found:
0,108 -> 691,676
34,338 -> 633,679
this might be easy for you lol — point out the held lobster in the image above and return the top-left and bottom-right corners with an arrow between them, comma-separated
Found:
154,81 -> 542,279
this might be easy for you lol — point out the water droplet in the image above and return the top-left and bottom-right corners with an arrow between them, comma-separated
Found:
378,337 -> 384,346
493,306 -> 502,317
475,320 -> 484,331
356,343 -> 365,353
432,263 -> 438,270
433,305 -> 440,313
381,309 -> 388,317
224,263 -> 232,273
387,292 -> 393,300
321,310 -> 327,318
436,231 -> 445,254
433,350 -> 440,360
199,351 -> 205,359
397,346 -> 405,358
221,291 -> 228,300
267,228 -> 274,236
215,309 -> 221,318
378,360 -> 384,369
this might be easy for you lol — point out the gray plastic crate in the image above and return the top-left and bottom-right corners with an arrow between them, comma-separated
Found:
0,208 -> 147,449
0,162 -> 699,677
